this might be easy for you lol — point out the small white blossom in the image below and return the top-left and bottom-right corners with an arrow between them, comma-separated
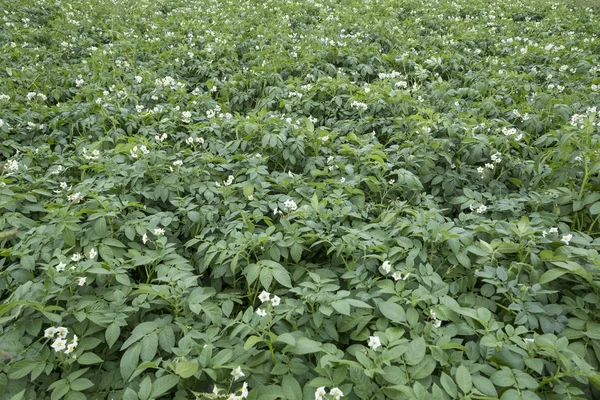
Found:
154,228 -> 165,236
258,291 -> 270,303
315,387 -> 327,400
88,248 -> 97,259
77,277 -> 87,286
284,199 -> 297,212
549,227 -> 558,234
271,295 -> 281,306
51,338 -> 67,352
256,308 -> 267,317
241,382 -> 249,398
44,327 -> 58,338
142,233 -> 149,244
367,335 -> 381,350
71,253 -> 83,262
561,233 -> 572,245
231,366 -> 245,381
56,262 -> 66,272
329,388 -> 344,400
381,260 -> 392,274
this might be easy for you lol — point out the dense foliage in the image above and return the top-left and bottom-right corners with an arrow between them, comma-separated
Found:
1,0 -> 600,399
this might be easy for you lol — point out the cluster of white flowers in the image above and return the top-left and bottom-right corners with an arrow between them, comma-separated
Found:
592,84 -> 599,92
0,94 -> 10,101
134,75 -> 143,83
130,145 -> 150,158
3,159 -> 19,175
490,152 -> 502,163
308,115 -> 318,124
378,70 -> 402,80
82,148 -> 100,160
288,91 -> 303,98
135,105 -> 145,113
315,387 -> 344,400
155,76 -> 184,90
256,290 -> 281,317
367,335 -> 381,350
75,76 -> 85,87
67,192 -> 84,203
115,59 -> 130,69
542,227 -> 572,245
206,105 -> 222,118
283,199 -> 297,212
430,310 -> 442,328
391,271 -> 411,281
155,133 -> 168,142
502,127 -> 523,141
185,136 -> 204,145
469,204 -> 487,214
26,92 -> 47,101
181,111 -> 192,123
44,327 -> 78,354
395,80 -> 408,89
154,227 -> 165,237
213,381 -> 249,400
218,175 -> 234,187
350,100 -> 368,111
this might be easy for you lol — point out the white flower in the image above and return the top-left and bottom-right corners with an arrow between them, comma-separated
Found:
135,75 -> 143,83
71,253 -> 83,262
256,308 -> 267,317
51,338 -> 67,352
542,230 -> 548,238
476,205 -> 487,214
477,166 -> 484,174
153,228 -> 165,236
213,386 -> 219,396
491,152 -> 502,163
77,277 -> 87,286
56,327 -> 68,338
258,291 -> 270,303
226,395 -> 241,400
88,248 -> 97,259
0,119 -> 3,129
330,388 -> 344,400
271,295 -> 281,306
368,335 -> 381,350
241,382 -> 249,398
56,262 -> 66,272
284,199 -> 297,212
67,192 -> 83,203
142,233 -> 148,244
549,227 -> 558,234
315,387 -> 327,400
64,341 -> 78,355
44,327 -> 58,338
485,163 -> 494,170
173,160 -> 183,167
231,366 -> 245,381
381,260 -> 392,274
561,233 -> 572,245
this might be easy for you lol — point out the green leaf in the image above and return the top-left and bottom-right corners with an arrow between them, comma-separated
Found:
272,267 -> 292,288
174,360 -> 199,379
290,243 -> 302,263
440,372 -> 458,398
150,375 -> 179,398
407,355 -> 437,380
94,218 -> 107,237
243,182 -> 254,197
378,302 -> 406,323
70,378 -> 94,391
158,326 -> 175,353
490,368 -> 515,387
50,380 -> 70,400
288,337 -> 322,355
8,360 -> 38,379
331,300 -> 351,316
539,268 -> 569,285
244,335 -> 263,350
590,201 -> 600,215
257,385 -> 285,400
472,375 -> 497,397
137,376 -> 151,400
140,332 -> 158,362
276,333 -> 296,346
456,365 -> 472,394
77,353 -> 103,365
282,375 -> 302,400
105,323 -> 120,348
120,343 -> 141,381
404,337 -> 426,365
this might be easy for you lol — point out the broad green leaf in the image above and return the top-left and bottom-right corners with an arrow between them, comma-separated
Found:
404,337 -> 426,365
150,375 -> 179,398
282,375 -> 302,400
378,302 -> 406,323
77,353 -> 103,365
456,365 -> 472,394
